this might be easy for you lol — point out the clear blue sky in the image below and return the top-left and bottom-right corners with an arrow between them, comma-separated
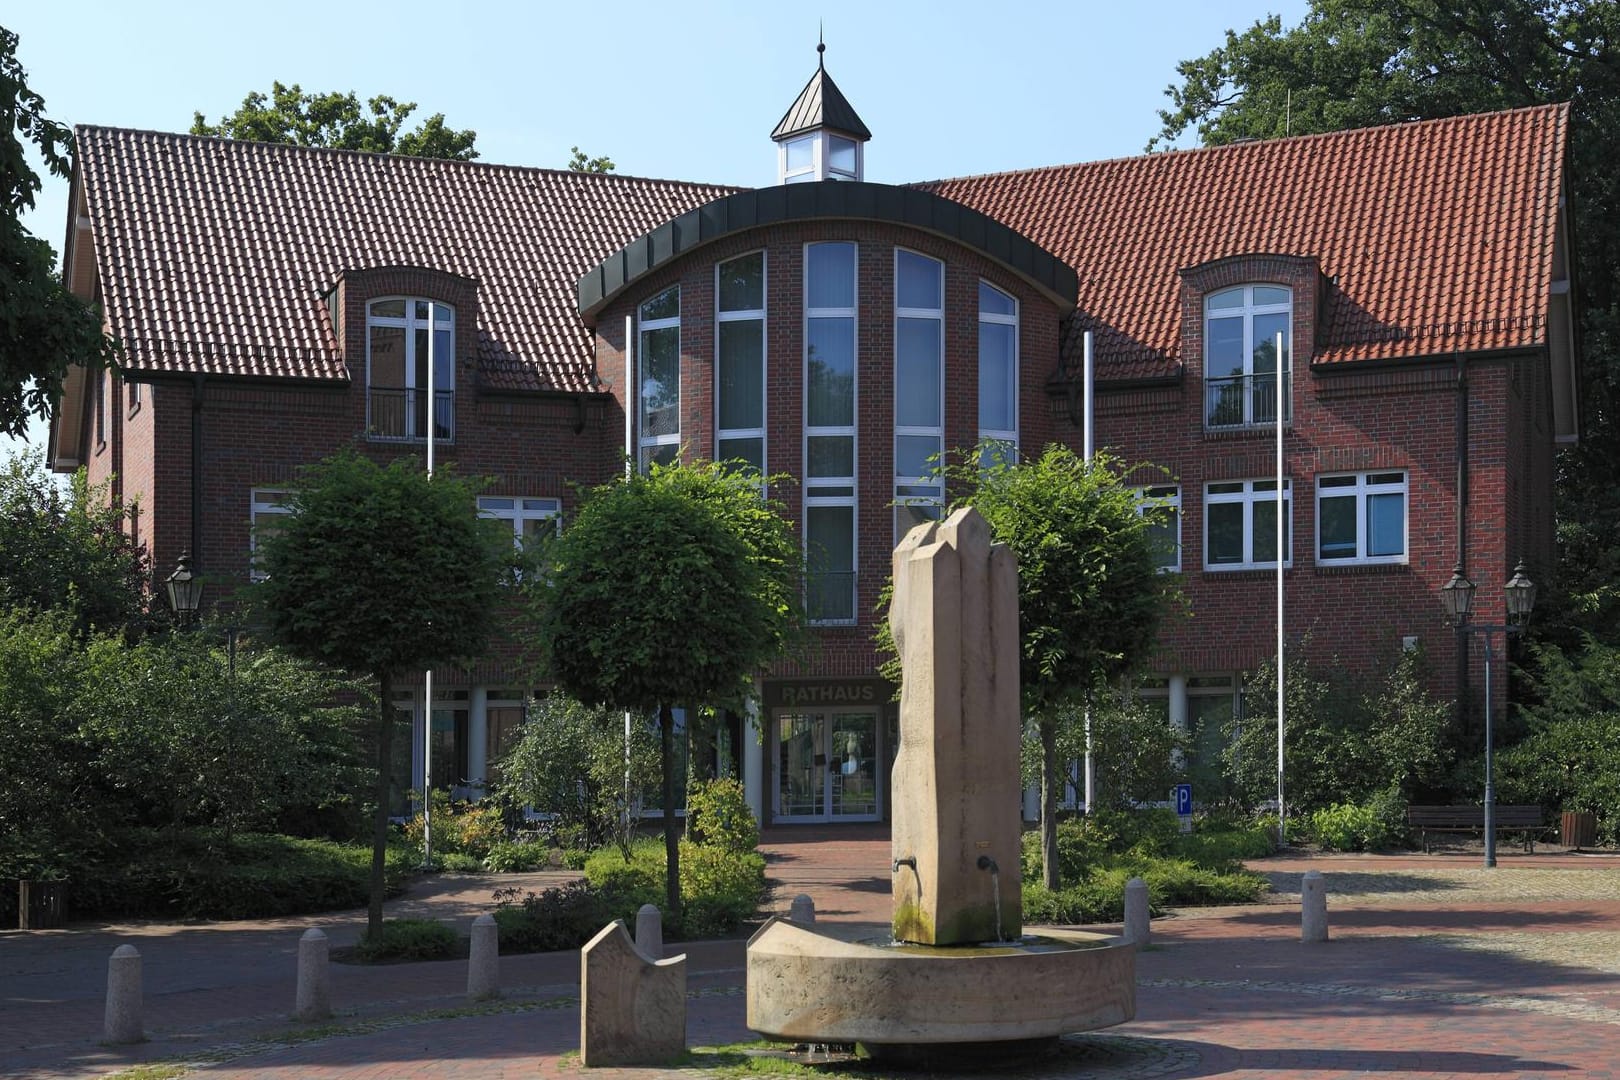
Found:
5,0 -> 1308,456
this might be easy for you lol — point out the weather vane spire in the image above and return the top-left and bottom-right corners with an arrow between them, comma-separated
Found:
818,21 -> 825,68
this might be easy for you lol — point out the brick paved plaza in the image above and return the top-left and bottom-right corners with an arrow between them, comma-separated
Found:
3,829 -> 1617,1079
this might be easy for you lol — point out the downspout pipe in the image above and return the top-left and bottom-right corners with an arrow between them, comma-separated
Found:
191,373 -> 205,568
1455,353 -> 1470,733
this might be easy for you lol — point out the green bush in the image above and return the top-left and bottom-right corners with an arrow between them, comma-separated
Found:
686,777 -> 760,853
69,829 -> 412,920
483,838 -> 550,872
580,836 -> 765,938
352,918 -> 457,962
561,847 -> 590,870
494,880 -> 617,952
1309,801 -> 1395,852
583,839 -> 665,911
404,791 -> 507,859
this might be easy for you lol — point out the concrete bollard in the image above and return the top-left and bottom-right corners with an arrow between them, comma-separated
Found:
635,904 -> 663,957
1123,877 -> 1150,947
1301,870 -> 1329,942
104,944 -> 144,1044
788,893 -> 816,926
468,913 -> 500,1001
295,928 -> 331,1020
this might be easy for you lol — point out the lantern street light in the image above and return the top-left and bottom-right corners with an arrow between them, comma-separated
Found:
1442,561 -> 1536,868
165,553 -> 204,628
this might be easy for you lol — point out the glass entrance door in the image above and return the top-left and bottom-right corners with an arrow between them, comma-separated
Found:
774,710 -> 880,822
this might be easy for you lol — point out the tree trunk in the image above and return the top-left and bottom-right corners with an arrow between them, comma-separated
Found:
660,703 -> 682,922
1040,715 -> 1060,890
368,670 -> 394,938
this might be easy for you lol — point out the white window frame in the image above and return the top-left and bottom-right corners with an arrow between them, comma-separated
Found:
1203,285 -> 1291,430
1137,484 -> 1182,573
804,241 -> 858,626
716,251 -> 767,475
477,496 -> 561,545
1316,471 -> 1408,565
249,487 -> 293,581
780,131 -> 863,184
365,297 -> 455,442
1204,478 -> 1292,570
894,248 -> 945,543
977,280 -> 1019,468
638,286 -> 681,473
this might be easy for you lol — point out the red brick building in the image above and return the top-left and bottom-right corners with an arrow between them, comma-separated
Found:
49,61 -> 1577,823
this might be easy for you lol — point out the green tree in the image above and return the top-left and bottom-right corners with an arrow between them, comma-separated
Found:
254,450 -> 506,933
1149,0 -> 1620,646
567,146 -> 616,173
192,81 -> 478,160
0,450 -> 147,636
493,691 -> 660,856
536,460 -> 801,917
944,445 -> 1175,888
1,27 -> 119,439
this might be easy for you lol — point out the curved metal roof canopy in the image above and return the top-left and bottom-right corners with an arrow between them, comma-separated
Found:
577,181 -> 1079,323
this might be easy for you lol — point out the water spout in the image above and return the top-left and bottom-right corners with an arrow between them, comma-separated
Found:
976,855 -> 1005,943
893,855 -> 916,874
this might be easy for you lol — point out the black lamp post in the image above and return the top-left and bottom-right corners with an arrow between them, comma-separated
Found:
165,553 -> 204,628
1442,561 -> 1536,868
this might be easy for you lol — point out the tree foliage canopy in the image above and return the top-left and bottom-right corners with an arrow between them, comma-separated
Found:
254,450 -> 504,676
538,460 -> 802,712
0,449 -> 147,636
191,81 -> 479,160
1,27 -> 119,438
567,146 -> 616,173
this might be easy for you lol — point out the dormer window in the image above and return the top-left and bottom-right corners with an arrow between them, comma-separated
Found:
1204,285 -> 1291,429
367,298 -> 454,442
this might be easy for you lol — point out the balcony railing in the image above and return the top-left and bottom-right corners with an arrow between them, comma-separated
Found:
1205,372 -> 1291,429
807,570 -> 857,625
369,386 -> 455,442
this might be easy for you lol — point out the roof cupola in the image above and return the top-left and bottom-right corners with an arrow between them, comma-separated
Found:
772,38 -> 870,184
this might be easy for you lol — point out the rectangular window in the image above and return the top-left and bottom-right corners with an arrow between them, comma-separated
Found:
895,249 -> 944,542
367,298 -> 454,442
978,281 -> 1019,469
806,242 -> 857,624
1205,478 -> 1291,570
1137,485 -> 1182,572
1317,471 -> 1407,564
249,488 -> 293,580
478,496 -> 561,548
639,286 -> 680,472
717,253 -> 765,474
1203,285 -> 1291,429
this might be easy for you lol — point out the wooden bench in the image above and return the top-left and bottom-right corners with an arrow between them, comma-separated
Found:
1406,804 -> 1551,853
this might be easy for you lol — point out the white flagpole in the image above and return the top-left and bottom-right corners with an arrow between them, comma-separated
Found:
423,304 -> 436,868
1082,330 -> 1095,815
1275,330 -> 1286,846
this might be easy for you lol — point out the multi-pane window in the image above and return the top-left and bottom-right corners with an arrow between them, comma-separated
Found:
978,282 -> 1019,469
638,286 -> 680,471
249,488 -> 292,580
782,132 -> 861,184
1138,485 -> 1182,572
367,298 -> 454,441
805,242 -> 857,624
1204,285 -> 1291,429
716,253 -> 765,474
1205,478 -> 1292,569
895,250 -> 944,541
478,496 -> 561,549
1317,472 -> 1407,564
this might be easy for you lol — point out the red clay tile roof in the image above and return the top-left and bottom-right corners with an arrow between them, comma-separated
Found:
918,103 -> 1569,379
76,126 -> 736,392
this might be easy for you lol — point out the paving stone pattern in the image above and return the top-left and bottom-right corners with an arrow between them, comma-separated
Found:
1,833 -> 1616,1079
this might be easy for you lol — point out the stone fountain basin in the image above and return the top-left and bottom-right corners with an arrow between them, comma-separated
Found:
745,917 -> 1135,1046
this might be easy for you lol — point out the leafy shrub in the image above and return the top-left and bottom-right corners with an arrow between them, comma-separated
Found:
583,839 -> 665,911
1309,801 -> 1394,852
686,778 -> 760,852
494,880 -> 617,952
69,829 -> 412,920
483,838 -> 550,872
679,840 -> 767,938
352,918 -> 457,962
561,848 -> 590,870
404,791 -> 507,859
1022,857 -> 1265,925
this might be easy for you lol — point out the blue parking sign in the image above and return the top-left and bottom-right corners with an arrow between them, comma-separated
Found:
1174,783 -> 1193,816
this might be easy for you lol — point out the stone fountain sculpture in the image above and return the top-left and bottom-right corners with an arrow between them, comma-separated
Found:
747,508 -> 1136,1055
